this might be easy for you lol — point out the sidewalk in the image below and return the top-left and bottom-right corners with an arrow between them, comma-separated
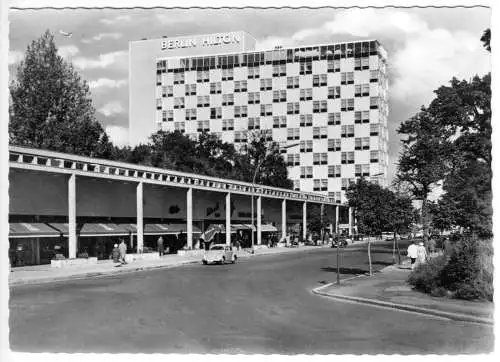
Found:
9,245 -> 328,287
313,261 -> 494,325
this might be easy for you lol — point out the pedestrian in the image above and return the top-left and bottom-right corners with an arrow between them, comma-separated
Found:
118,239 -> 128,265
428,237 -> 436,255
157,236 -> 164,257
416,241 -> 427,267
110,243 -> 120,264
407,240 -> 418,270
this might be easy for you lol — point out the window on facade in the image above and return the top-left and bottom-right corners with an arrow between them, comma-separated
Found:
300,62 -> 312,75
313,153 -> 320,165
197,95 -> 209,107
370,124 -> 380,136
248,66 -> 260,79
355,85 -> 362,97
347,98 -> 354,111
362,164 -> 370,176
362,84 -> 370,97
197,70 -> 210,83
328,165 -> 341,178
327,59 -> 335,72
174,73 -> 185,84
362,57 -> 370,70
260,78 -> 272,91
362,110 -> 370,123
320,153 -> 328,165
248,92 -> 260,104
248,117 -> 260,130
347,72 -> 354,84
327,112 -> 341,125
210,107 -> 222,119
185,84 -> 196,96
313,179 -> 321,191
210,82 -> 222,94
273,90 -> 281,103
293,180 -> 300,191
174,97 -> 184,109
286,128 -> 300,140
174,122 -> 185,133
370,150 -> 379,163
222,68 -> 234,81
370,70 -> 379,83
196,120 -> 209,132
286,76 -> 300,89
222,119 -> 234,131
320,127 -> 327,138
341,178 -> 348,190
156,73 -> 162,85
156,98 -> 162,110
341,99 -> 347,112
370,96 -> 379,109
321,179 -> 328,191
300,114 -> 313,127
328,138 -> 341,151
355,164 -> 362,177
341,125 -> 354,138
162,110 -> 167,122
287,102 -> 300,115
328,86 -> 341,99
313,127 -> 320,139
222,94 -> 234,106
355,138 -> 362,150
313,75 -> 320,87
355,111 -> 362,124
300,88 -> 312,101
234,80 -> 247,93
362,137 -> 370,150
260,104 -> 273,116
186,108 -> 197,121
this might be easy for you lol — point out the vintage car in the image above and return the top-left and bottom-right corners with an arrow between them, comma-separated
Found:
202,244 -> 237,265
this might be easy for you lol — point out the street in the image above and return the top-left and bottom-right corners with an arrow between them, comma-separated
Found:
9,246 -> 493,354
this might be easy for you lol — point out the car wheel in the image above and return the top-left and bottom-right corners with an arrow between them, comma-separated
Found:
220,257 -> 225,265
202,260 -> 208,265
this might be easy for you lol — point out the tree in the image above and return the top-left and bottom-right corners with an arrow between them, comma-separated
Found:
9,30 -> 106,156
395,107 -> 451,242
481,28 -> 491,52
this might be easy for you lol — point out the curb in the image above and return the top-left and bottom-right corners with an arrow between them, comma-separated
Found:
9,259 -> 201,287
10,246 -> 329,287
311,287 -> 493,326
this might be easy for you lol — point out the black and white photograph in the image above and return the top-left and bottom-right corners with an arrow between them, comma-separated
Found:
1,0 -> 496,359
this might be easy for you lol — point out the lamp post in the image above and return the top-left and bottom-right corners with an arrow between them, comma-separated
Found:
250,142 -> 299,253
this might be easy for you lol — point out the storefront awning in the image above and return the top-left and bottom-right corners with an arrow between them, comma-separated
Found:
144,223 -> 201,235
260,224 -> 278,232
47,223 -> 132,237
233,224 -> 255,231
9,223 -> 61,238
80,223 -> 130,237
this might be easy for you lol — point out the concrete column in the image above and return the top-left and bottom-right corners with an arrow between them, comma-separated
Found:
136,182 -> 144,253
186,187 -> 193,249
35,238 -> 40,265
257,196 -> 262,245
348,206 -> 353,236
335,205 -> 339,233
225,192 -> 231,246
281,199 -> 286,242
68,173 -> 77,259
302,201 -> 307,240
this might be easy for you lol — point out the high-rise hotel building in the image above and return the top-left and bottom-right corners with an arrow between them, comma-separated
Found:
129,31 -> 389,203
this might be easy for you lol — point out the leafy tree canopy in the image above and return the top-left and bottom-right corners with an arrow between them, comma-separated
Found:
9,30 -> 106,156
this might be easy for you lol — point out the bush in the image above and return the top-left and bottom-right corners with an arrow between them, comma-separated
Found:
407,255 -> 448,294
438,237 -> 493,302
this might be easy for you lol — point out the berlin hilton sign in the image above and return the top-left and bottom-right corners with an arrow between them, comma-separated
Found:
161,33 -> 241,50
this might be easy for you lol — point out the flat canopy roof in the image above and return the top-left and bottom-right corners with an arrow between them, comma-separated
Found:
9,223 -> 61,238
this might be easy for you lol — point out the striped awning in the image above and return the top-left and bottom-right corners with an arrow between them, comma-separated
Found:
47,223 -> 131,237
144,223 -> 201,235
9,223 -> 60,238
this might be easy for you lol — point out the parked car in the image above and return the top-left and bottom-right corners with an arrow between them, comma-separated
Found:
202,244 -> 237,265
331,236 -> 348,248
382,232 -> 394,241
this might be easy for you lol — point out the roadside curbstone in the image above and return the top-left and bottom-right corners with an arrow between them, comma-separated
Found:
312,286 -> 494,326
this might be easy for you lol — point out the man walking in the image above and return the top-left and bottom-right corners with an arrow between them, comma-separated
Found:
119,239 -> 128,265
407,240 -> 418,270
157,236 -> 164,257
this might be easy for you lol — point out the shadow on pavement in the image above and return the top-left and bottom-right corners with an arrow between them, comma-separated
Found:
321,266 -> 369,275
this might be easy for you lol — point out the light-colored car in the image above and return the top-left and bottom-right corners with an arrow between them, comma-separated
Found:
382,232 -> 394,241
202,244 -> 237,265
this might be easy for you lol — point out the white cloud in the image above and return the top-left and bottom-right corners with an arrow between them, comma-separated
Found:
89,78 -> 128,90
105,125 -> 129,147
98,101 -> 125,117
81,32 -> 123,44
58,45 -> 79,58
73,51 -> 128,70
8,50 -> 24,65
100,15 -> 131,25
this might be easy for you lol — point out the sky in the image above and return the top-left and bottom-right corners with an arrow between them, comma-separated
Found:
7,4 -> 491,184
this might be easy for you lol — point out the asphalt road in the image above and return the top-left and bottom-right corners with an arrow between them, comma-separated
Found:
9,244 -> 493,354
